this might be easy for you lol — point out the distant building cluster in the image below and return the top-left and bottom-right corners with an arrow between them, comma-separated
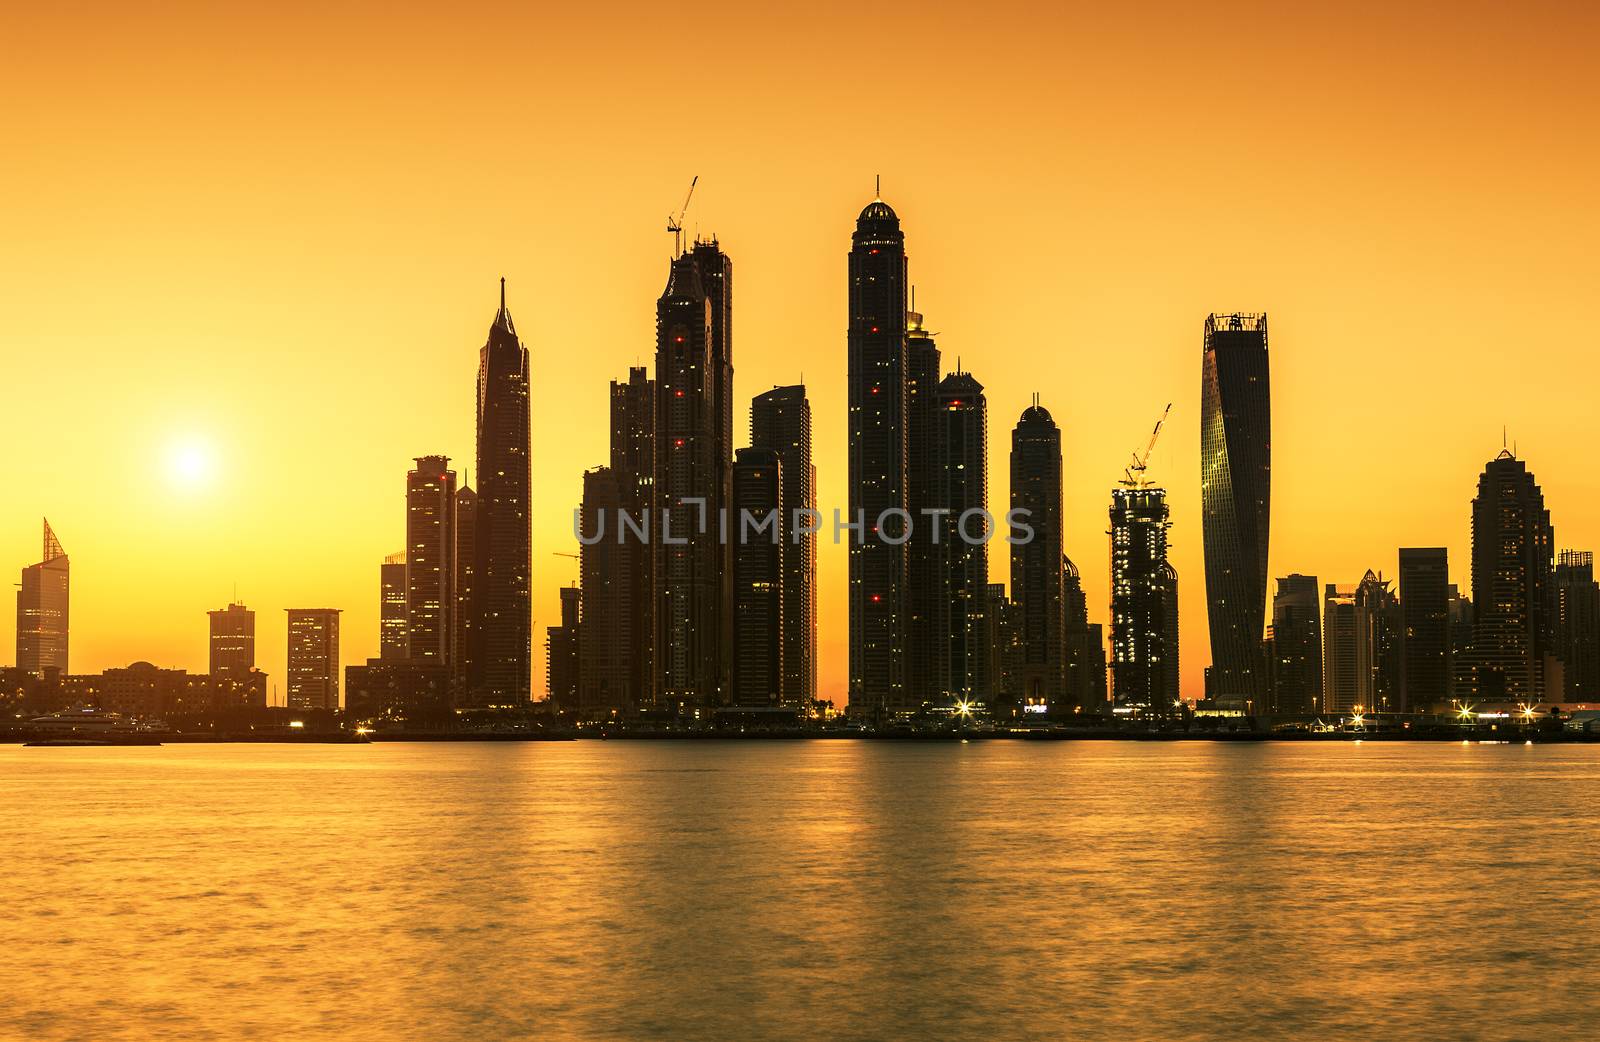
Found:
6,194 -> 1599,730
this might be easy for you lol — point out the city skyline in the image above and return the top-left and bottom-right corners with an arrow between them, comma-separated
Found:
6,5 -> 1598,705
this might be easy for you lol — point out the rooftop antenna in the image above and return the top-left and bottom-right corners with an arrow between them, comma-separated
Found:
667,176 -> 699,257
875,174 -> 881,199
500,277 -> 506,311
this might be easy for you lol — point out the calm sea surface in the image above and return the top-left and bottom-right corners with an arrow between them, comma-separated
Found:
3,740 -> 1598,1041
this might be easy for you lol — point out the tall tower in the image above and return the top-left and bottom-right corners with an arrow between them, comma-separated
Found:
1355,570 -> 1401,713
904,306 -> 943,707
1109,487 -> 1176,714
611,367 -> 658,710
732,447 -> 784,707
208,602 -> 256,676
693,239 -> 736,708
1398,548 -> 1451,711
452,484 -> 477,687
1323,584 -> 1359,714
406,455 -> 456,665
750,384 -> 816,706
285,608 -> 341,710
16,519 -> 69,678
1201,312 -> 1271,706
656,250 -> 728,712
936,368 -> 987,704
379,552 -> 408,661
579,466 -> 626,716
1269,574 -> 1321,715
1011,403 -> 1064,706
471,279 -> 532,706
1469,450 -> 1554,700
847,194 -> 909,718
546,586 -> 581,712
1554,550 -> 1599,700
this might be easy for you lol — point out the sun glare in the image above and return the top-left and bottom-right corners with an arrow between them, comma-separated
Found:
168,439 -> 215,489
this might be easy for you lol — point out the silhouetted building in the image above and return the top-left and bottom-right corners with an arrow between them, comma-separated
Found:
611,367 -> 658,710
345,659 -> 451,725
61,662 -> 266,719
579,466 -> 627,717
732,447 -> 784,707
1449,585 -> 1476,695
546,586 -> 580,713
452,485 -> 477,687
1356,570 -> 1401,713
1270,575 -> 1321,714
1555,550 -> 1599,701
285,609 -> 340,710
208,602 -> 255,677
847,195 -> 909,718
905,308 -> 943,707
1399,548 -> 1452,710
379,552 -> 408,661
1200,312 -> 1271,706
1110,487 -> 1178,714
937,369 -> 988,705
656,248 -> 732,712
983,584 -> 1021,701
471,279 -> 532,706
406,455 -> 456,665
1011,403 -> 1064,706
1469,450 -> 1554,701
1063,558 -> 1100,712
16,519 -> 69,678
751,384 -> 816,706
1323,585 -> 1358,714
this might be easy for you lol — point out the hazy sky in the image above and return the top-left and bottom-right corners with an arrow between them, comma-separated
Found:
5,1 -> 1597,704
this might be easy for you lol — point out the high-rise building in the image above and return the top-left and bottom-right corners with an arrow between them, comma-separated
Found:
1398,548 -> 1452,711
1269,575 -> 1321,715
847,195 -> 909,718
732,447 -> 784,707
611,367 -> 658,710
1063,558 -> 1111,713
546,586 -> 580,713
1469,450 -> 1554,701
452,484 -> 477,687
983,584 -> 1020,702
1109,487 -> 1177,714
1355,570 -> 1401,713
207,602 -> 255,677
936,369 -> 987,705
471,279 -> 532,706
379,552 -> 408,661
1011,403 -> 1064,706
579,466 -> 626,717
1322,585 -> 1358,714
285,609 -> 340,710
1449,584 -> 1476,695
750,384 -> 816,706
1554,550 -> 1599,701
904,307 -> 943,707
656,249 -> 731,712
693,239 -> 736,711
406,455 -> 456,665
1200,312 -> 1271,706
16,519 -> 69,678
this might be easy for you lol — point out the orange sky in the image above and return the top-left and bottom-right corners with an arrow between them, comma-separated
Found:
4,1 -> 1598,705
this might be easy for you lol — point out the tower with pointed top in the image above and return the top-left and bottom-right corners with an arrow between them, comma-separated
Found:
468,280 -> 532,706
17,519 -> 70,677
1011,404 -> 1065,707
847,195 -> 910,718
1468,449 -> 1554,700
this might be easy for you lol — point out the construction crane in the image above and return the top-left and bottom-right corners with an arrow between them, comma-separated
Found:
1120,403 -> 1172,488
666,175 -> 698,256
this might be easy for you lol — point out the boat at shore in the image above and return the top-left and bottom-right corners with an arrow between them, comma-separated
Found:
23,735 -> 164,747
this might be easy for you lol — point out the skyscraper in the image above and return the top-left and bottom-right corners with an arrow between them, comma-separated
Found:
750,384 -> 816,706
904,307 -> 943,706
471,279 -> 532,706
1269,574 -> 1321,715
847,195 -> 909,718
546,586 -> 580,713
1323,585 -> 1358,714
656,249 -> 730,712
1011,403 -> 1064,706
1554,550 -> 1599,701
1201,312 -> 1271,706
16,519 -> 69,678
208,602 -> 256,677
1109,487 -> 1177,713
1355,570 -> 1401,713
732,447 -> 784,707
983,583 -> 1020,703
935,369 -> 987,704
1398,548 -> 1451,711
693,239 -> 737,711
579,466 -> 627,716
452,484 -> 477,687
379,552 -> 408,661
611,366 -> 658,711
406,455 -> 456,665
285,608 -> 340,710
1469,450 -> 1554,701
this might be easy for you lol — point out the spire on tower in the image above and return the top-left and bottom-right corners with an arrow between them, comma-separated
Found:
42,518 -> 64,562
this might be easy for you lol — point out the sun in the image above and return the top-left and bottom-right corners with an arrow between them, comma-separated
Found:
167,438 -> 215,489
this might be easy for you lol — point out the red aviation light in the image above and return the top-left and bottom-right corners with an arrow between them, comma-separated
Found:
675,439 -> 684,447
871,594 -> 881,603
675,389 -> 684,397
